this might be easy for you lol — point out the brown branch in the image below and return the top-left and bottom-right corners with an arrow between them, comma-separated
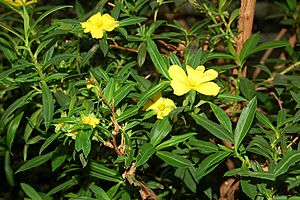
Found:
236,0 -> 256,56
122,163 -> 158,200
110,41 -> 139,53
88,77 -> 124,156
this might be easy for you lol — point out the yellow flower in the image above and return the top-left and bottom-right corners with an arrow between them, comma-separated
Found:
4,0 -> 37,7
81,114 -> 100,128
168,65 -> 220,96
145,94 -> 176,119
81,13 -> 119,39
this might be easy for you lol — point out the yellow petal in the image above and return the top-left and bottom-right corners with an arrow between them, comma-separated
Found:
170,80 -> 191,96
168,65 -> 188,82
146,97 -> 163,111
196,69 -> 218,84
169,65 -> 190,96
88,13 -> 103,23
101,14 -> 119,31
195,82 -> 220,96
90,29 -> 104,39
186,65 -> 204,83
163,98 -> 176,108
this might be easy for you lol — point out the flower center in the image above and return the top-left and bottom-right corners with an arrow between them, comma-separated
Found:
187,79 -> 197,88
158,103 -> 166,111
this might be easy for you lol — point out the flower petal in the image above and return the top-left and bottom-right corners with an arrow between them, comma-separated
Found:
101,14 -> 119,31
90,29 -> 104,39
168,65 -> 188,82
195,82 -> 220,96
170,80 -> 191,96
146,97 -> 163,111
196,69 -> 218,84
163,98 -> 176,108
186,65 -> 204,83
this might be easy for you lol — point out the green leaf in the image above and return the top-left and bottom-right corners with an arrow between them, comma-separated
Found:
169,52 -> 182,67
116,106 -> 139,122
89,161 -> 118,177
234,97 -> 257,150
239,33 -> 260,63
32,5 -> 73,29
42,81 -> 54,129
156,151 -> 193,168
75,130 -> 91,158
114,83 -> 135,106
51,146 -> 67,171
191,113 -> 233,143
135,143 -> 156,167
196,151 -> 231,180
99,39 -> 108,56
39,133 -> 61,155
21,183 -> 43,200
256,112 -> 275,130
34,39 -> 54,58
249,40 -> 289,56
7,112 -> 24,151
146,39 -> 170,79
156,132 -> 196,150
118,16 -> 147,26
209,102 -> 232,133
46,178 -> 78,196
240,77 -> 256,100
0,22 -> 24,41
89,184 -> 110,200
0,91 -> 35,134
89,171 -> 121,183
5,151 -> 14,186
24,108 -> 43,143
107,183 -> 121,199
90,67 -> 110,83
273,150 -> 300,176
188,139 -> 219,154
150,118 -> 172,146
16,151 -> 54,173
137,81 -> 169,108
81,44 -> 100,67
189,48 -> 203,68
103,78 -> 115,104
217,93 -> 246,102
241,179 -> 257,199
137,42 -> 147,66
207,53 -> 235,61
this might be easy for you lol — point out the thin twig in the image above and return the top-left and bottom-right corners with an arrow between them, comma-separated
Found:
88,78 -> 124,156
110,41 -> 139,53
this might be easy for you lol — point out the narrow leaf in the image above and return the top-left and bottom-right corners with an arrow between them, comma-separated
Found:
137,81 -> 169,108
191,113 -> 233,143
274,151 -> 300,176
136,143 -> 156,167
234,97 -> 257,149
7,112 -> 24,151
118,17 -> 147,26
16,151 -> 54,173
150,118 -> 172,146
156,132 -> 196,150
156,151 -> 193,168
196,151 -> 231,180
147,39 -> 170,79
42,81 -> 54,129
21,183 -> 43,200
209,102 -> 232,133
46,178 -> 77,196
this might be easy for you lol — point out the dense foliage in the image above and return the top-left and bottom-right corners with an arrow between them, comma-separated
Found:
0,0 -> 299,199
